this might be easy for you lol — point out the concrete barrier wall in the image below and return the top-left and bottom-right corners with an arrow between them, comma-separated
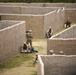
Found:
0,3 -> 76,23
65,9 -> 76,23
0,3 -> 76,8
47,38 -> 76,55
0,8 -> 64,38
0,6 -> 58,14
0,20 -> 26,63
47,25 -> 76,55
0,20 -> 19,29
0,6 -> 21,14
1,14 -> 44,38
44,8 -> 65,34
37,55 -> 44,75
52,25 -> 76,38
40,55 -> 76,75
46,3 -> 76,8
21,7 -> 59,14
44,10 -> 56,34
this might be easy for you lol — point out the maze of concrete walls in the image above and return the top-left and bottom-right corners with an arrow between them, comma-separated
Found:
38,55 -> 76,75
47,25 -> 76,55
0,6 -> 65,38
0,20 -> 25,63
0,3 -> 76,23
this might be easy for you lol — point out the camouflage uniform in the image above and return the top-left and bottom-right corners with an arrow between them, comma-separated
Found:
46,27 -> 53,38
26,30 -> 33,47
65,17 -> 71,28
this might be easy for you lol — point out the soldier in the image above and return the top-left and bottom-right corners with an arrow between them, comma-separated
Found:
49,50 -> 55,55
20,42 -> 29,53
46,27 -> 53,38
59,51 -> 64,55
26,30 -> 33,48
65,17 -> 71,28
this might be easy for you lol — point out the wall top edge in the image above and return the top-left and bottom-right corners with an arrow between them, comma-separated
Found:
0,2 -> 76,4
0,13 -> 43,16
0,20 -> 25,32
39,55 -> 76,57
51,25 -> 76,38
49,38 -> 76,40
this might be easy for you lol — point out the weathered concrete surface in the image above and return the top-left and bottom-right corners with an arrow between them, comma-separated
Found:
0,20 -> 26,63
65,8 -> 76,23
0,3 -> 76,23
0,7 -> 64,38
52,25 -> 76,38
1,14 -> 44,38
0,6 -> 59,14
0,3 -> 76,8
44,8 -> 65,33
37,55 -> 44,75
0,6 -> 21,14
38,55 -> 76,75
47,25 -> 76,55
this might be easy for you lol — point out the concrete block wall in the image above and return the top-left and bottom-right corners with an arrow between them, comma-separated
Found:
0,6 -> 21,14
0,3 -> 76,23
47,38 -> 76,55
0,20 -> 25,63
1,8 -> 64,38
65,9 -> 76,23
21,7 -> 59,14
45,3 -> 76,8
44,8 -> 65,34
0,3 -> 76,8
47,25 -> 76,55
0,7 -> 59,38
39,55 -> 76,75
0,20 -> 19,29
1,14 -> 44,38
44,10 -> 56,34
0,4 -> 74,38
37,55 -> 44,75
53,25 -> 76,38
0,6 -> 59,15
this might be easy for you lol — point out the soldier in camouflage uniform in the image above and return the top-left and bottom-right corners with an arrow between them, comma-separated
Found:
65,17 -> 71,28
26,30 -> 33,48
45,27 -> 53,38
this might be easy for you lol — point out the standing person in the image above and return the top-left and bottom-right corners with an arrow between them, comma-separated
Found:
65,17 -> 71,28
46,27 -> 53,38
26,30 -> 33,48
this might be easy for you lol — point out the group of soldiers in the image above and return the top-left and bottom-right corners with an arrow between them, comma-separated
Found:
22,17 -> 71,65
49,50 -> 64,55
21,30 -> 33,53
25,17 -> 71,41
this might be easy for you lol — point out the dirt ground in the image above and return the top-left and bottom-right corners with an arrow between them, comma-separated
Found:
0,39 -> 47,75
